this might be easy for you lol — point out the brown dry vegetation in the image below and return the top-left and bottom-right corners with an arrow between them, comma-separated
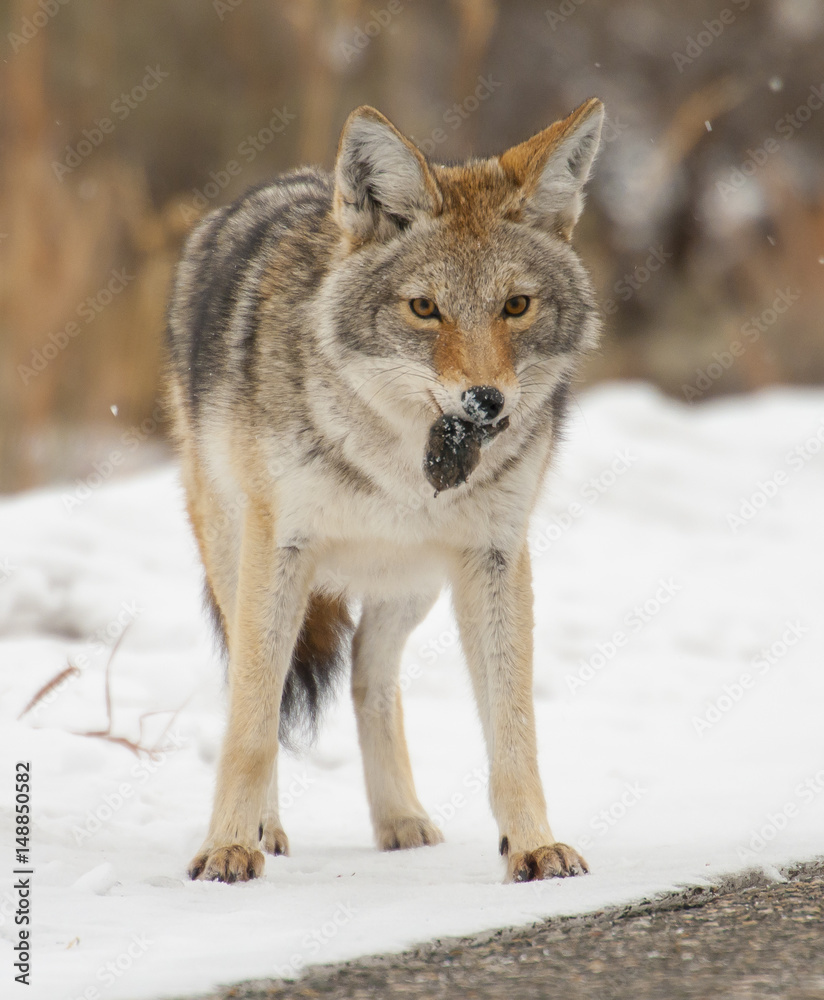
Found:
1,0 -> 822,492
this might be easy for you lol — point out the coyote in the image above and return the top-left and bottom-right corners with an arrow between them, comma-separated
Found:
166,98 -> 604,884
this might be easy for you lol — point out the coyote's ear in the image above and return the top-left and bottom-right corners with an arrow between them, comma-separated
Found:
500,98 -> 604,240
334,106 -> 442,243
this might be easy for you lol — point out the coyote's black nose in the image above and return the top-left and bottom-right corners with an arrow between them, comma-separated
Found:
462,385 -> 504,424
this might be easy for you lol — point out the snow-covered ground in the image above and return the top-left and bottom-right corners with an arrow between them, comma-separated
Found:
1,382 -> 823,1000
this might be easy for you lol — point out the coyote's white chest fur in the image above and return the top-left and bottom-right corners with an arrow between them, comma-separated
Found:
166,99 -> 604,885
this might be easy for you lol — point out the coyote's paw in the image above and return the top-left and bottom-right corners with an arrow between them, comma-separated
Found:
507,843 -> 589,882
378,816 -> 444,851
188,844 -> 265,883
260,821 -> 290,857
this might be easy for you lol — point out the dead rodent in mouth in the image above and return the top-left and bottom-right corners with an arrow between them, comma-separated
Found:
423,414 -> 510,495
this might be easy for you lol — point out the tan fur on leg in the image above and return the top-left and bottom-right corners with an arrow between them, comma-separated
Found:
352,595 -> 443,851
260,763 -> 290,857
189,502 -> 314,882
451,544 -> 587,882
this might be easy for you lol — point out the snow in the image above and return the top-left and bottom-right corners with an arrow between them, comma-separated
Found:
1,382 -> 823,1000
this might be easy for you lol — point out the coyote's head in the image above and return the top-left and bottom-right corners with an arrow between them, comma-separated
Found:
318,99 -> 603,467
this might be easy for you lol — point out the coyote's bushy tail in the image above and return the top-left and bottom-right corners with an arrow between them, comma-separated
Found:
205,583 -> 353,752
279,592 -> 353,750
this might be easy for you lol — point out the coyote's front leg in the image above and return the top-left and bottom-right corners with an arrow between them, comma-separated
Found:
352,594 -> 444,851
451,544 -> 588,882
188,505 -> 314,883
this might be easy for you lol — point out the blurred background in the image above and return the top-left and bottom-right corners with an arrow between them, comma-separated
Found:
1,0 -> 822,493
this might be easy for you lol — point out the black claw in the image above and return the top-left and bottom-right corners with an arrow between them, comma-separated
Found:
515,854 -> 540,882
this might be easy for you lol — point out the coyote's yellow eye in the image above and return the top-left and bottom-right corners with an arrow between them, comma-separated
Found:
410,297 -> 440,319
504,295 -> 530,317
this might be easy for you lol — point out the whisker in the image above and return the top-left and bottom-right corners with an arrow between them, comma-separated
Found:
362,368 -> 417,411
342,363 -> 423,421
